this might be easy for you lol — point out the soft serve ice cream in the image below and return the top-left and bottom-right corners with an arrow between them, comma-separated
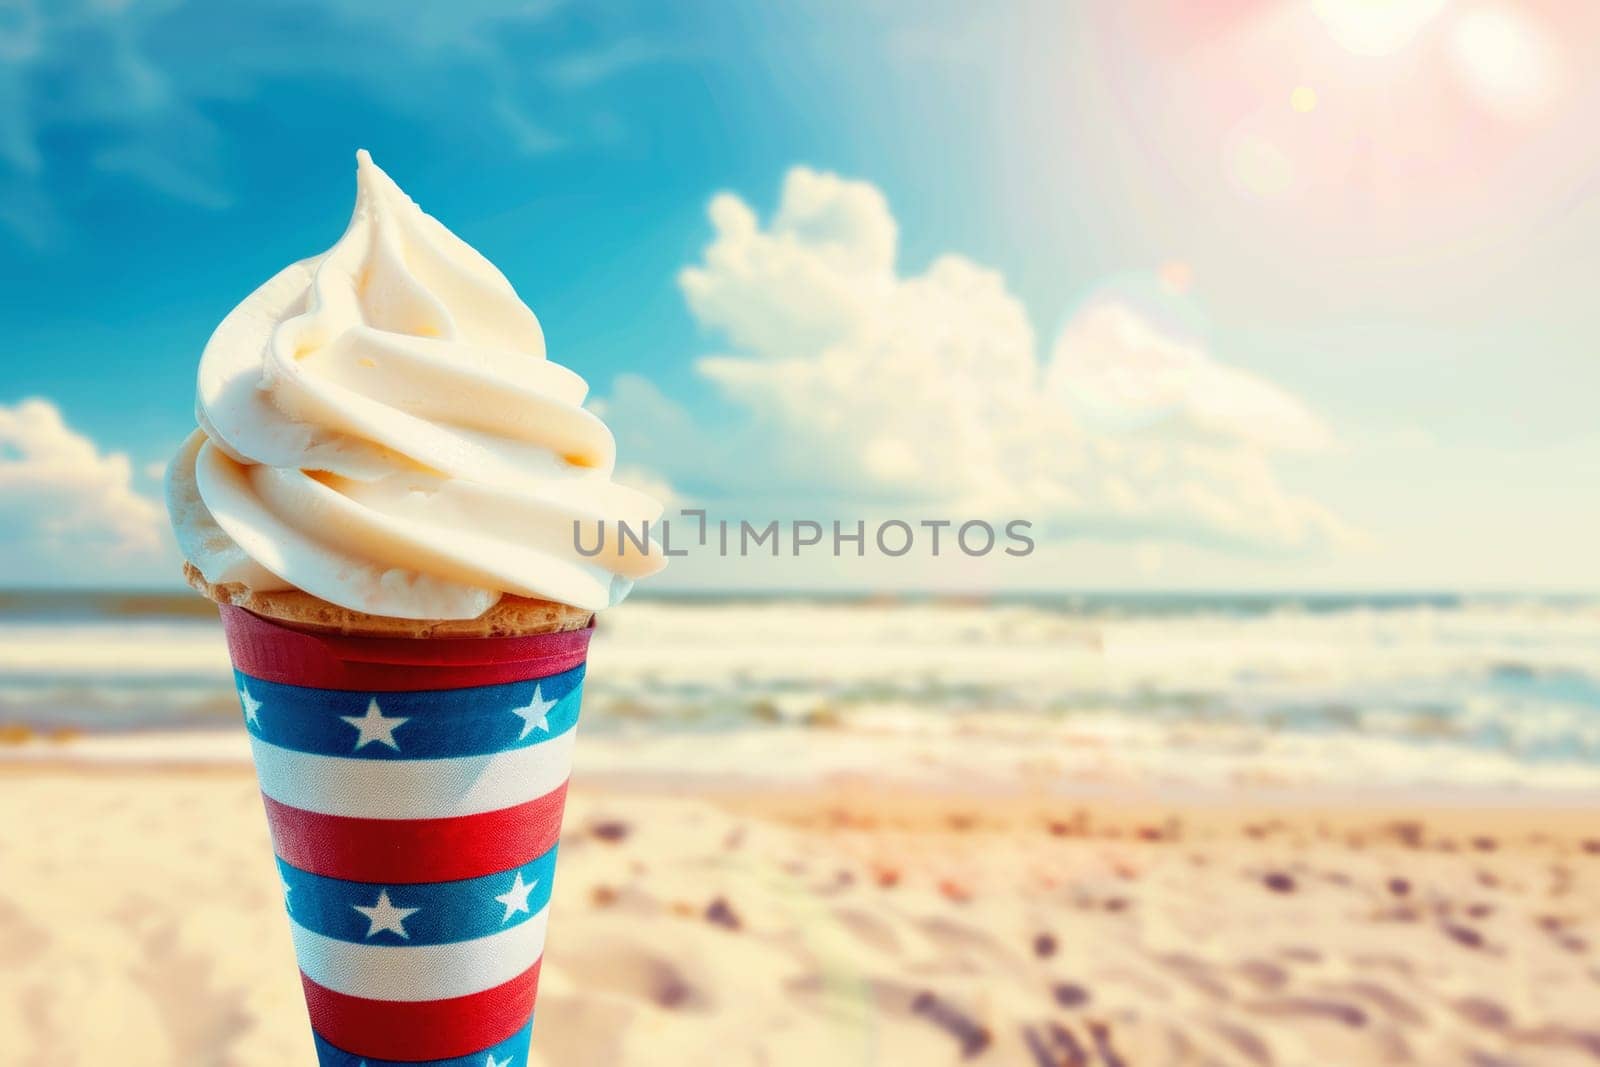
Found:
168,150 -> 663,620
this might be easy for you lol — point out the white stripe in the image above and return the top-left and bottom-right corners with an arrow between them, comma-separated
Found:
290,907 -> 549,1001
249,730 -> 576,818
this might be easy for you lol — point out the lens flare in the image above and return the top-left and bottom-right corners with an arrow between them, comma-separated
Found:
1312,0 -> 1449,55
1451,4 -> 1561,122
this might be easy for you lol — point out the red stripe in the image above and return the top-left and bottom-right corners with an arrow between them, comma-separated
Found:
303,958 -> 541,1061
220,604 -> 593,691
263,782 -> 570,883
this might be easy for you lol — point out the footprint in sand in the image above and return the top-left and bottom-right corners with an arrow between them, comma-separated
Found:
1208,1019 -> 1275,1067
1022,1020 -> 1091,1066
553,932 -> 713,1013
1453,995 -> 1511,1030
1248,995 -> 1367,1028
909,990 -> 991,1058
830,905 -> 903,955
915,913 -> 1015,969
1235,958 -> 1290,991
1153,952 -> 1233,1002
1321,978 -> 1426,1027
1050,981 -> 1090,1009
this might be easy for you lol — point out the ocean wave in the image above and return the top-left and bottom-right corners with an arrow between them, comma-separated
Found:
3,599 -> 1597,787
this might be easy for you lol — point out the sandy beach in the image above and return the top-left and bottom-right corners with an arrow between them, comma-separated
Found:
4,598 -> 1599,1064
4,746 -> 1600,1067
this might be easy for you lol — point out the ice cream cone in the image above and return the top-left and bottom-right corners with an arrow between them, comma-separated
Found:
166,151 -> 665,1064
214,597 -> 594,1065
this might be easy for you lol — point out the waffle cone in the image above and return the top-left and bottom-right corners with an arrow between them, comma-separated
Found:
183,562 -> 593,638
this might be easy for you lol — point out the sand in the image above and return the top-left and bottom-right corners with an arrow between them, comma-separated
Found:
4,754 -> 1600,1066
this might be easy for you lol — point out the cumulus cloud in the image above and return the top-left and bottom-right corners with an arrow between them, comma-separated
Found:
614,166 -> 1356,552
0,399 -> 166,569
1047,304 -> 1332,452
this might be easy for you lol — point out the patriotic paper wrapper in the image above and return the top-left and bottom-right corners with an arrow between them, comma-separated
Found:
219,604 -> 593,1066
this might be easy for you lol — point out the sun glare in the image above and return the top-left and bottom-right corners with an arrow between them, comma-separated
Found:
1312,0 -> 1450,55
1451,5 -> 1559,121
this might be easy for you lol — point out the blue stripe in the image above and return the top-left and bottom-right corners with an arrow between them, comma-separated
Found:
314,1017 -> 533,1066
280,847 -> 558,946
234,665 -> 584,759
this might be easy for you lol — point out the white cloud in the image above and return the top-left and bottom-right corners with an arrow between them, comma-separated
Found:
615,166 -> 1357,553
542,39 -> 683,91
1048,302 -> 1332,452
0,399 -> 166,568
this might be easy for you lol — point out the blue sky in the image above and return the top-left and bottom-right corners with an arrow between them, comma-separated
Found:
3,0 -> 1598,591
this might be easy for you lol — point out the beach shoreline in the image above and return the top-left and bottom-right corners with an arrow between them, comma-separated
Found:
7,596 -> 1600,795
8,725 -> 1600,808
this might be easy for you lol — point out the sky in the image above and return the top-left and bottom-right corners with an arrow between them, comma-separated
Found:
2,0 -> 1598,593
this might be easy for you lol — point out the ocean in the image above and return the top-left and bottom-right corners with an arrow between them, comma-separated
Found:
4,591 -> 1599,791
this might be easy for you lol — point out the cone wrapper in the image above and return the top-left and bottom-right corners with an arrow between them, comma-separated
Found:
220,604 -> 593,1065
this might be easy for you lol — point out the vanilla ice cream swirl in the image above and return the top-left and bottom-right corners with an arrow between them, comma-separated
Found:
167,151 -> 663,619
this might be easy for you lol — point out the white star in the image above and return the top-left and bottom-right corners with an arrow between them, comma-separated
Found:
493,871 -> 539,923
485,1053 -> 512,1067
239,683 -> 263,727
352,888 -> 419,939
340,698 -> 409,751
509,684 -> 557,740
